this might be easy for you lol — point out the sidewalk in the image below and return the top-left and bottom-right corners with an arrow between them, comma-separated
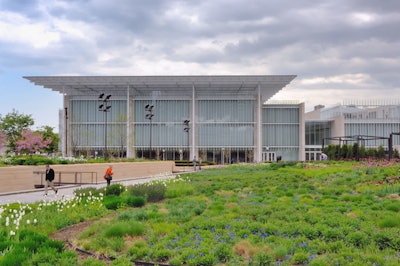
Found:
0,175 -> 175,205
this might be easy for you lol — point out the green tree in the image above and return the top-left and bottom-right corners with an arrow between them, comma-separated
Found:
36,126 -> 59,154
0,110 -> 34,153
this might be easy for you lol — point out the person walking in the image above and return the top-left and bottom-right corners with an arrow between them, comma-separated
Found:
44,164 -> 58,196
104,165 -> 114,186
193,156 -> 197,171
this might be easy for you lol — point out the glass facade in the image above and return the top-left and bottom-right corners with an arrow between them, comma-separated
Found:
262,104 -> 300,161
198,100 -> 254,147
69,99 -> 127,156
345,122 -> 400,147
305,121 -> 331,145
134,100 -> 190,149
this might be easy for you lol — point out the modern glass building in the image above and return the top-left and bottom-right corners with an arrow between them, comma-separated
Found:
24,75 -> 304,163
305,101 -> 400,159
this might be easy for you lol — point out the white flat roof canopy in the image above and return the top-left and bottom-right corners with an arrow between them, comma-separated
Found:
24,75 -> 296,100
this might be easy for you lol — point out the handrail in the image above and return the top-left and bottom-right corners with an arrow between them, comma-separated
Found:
33,171 -> 98,188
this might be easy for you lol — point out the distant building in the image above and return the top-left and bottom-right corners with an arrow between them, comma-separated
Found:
305,100 -> 400,160
25,76 -> 400,162
25,75 -> 303,163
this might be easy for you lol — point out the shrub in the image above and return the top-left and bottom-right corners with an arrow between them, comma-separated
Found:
26,247 -> 60,265
378,216 -> 400,228
127,181 -> 166,202
125,196 -> 145,207
0,246 -> 31,266
105,184 -> 125,196
213,243 -> 232,262
346,231 -> 369,247
384,202 -> 400,212
373,231 -> 400,250
249,252 -> 274,266
104,221 -> 146,238
81,258 -> 107,266
152,248 -> 171,261
103,195 -> 124,210
291,251 -> 309,265
127,241 -> 149,260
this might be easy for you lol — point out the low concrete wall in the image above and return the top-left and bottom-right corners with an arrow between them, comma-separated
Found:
0,161 -> 175,193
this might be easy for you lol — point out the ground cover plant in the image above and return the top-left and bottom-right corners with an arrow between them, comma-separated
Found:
1,161 -> 400,265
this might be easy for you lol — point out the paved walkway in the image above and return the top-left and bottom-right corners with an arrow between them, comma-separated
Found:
0,174 -> 176,205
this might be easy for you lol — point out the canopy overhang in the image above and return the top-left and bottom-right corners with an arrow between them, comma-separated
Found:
24,75 -> 296,100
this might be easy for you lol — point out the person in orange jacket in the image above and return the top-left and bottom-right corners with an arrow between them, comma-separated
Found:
104,165 -> 113,186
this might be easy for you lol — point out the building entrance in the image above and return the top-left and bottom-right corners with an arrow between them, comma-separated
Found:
262,152 -> 276,162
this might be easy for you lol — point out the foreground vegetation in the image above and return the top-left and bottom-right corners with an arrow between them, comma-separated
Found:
1,161 -> 400,265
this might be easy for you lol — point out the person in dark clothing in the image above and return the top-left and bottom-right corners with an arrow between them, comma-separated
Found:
44,164 -> 58,196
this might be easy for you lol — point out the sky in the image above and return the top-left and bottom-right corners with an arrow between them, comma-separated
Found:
0,0 -> 399,132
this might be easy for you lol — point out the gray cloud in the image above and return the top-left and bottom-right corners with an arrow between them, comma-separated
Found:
0,0 -> 399,102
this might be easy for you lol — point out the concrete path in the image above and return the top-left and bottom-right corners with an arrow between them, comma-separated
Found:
0,175 -> 176,205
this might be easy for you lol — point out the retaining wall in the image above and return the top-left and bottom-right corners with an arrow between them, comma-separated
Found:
0,161 -> 175,193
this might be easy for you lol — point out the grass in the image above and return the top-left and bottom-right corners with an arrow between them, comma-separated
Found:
1,161 -> 400,265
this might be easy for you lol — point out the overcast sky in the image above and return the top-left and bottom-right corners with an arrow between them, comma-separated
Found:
1,0 -> 399,131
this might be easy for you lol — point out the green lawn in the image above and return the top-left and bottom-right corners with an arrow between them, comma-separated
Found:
1,161 -> 400,265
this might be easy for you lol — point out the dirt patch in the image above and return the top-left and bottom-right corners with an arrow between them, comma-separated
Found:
49,220 -> 112,264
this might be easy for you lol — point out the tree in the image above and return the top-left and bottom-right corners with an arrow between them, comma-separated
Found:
15,129 -> 52,155
0,110 -> 34,153
0,130 -> 6,152
36,126 -> 59,154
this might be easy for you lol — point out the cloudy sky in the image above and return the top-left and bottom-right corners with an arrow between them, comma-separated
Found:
0,0 -> 399,131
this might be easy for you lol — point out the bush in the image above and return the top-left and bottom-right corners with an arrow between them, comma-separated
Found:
214,243 -> 232,262
105,184 -> 125,196
104,221 -> 146,238
373,231 -> 400,250
346,231 -> 369,247
125,196 -> 145,207
249,252 -> 274,266
378,217 -> 400,228
127,182 -> 166,202
103,195 -> 124,210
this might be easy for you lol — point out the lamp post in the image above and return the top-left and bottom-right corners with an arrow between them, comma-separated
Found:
145,104 -> 154,158
99,94 -> 112,159
183,120 -> 190,160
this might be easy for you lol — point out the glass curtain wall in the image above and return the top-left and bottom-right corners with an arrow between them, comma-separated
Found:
134,100 -> 190,159
345,122 -> 400,147
69,98 -> 127,157
263,104 -> 300,161
198,100 -> 254,164
304,121 -> 331,161
305,121 -> 331,145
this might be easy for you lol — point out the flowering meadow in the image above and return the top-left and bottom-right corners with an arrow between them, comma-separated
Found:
1,161 -> 400,265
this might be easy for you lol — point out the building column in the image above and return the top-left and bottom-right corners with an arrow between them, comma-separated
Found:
254,84 -> 262,163
126,86 -> 135,158
63,94 -> 71,157
298,102 -> 306,161
191,84 -> 197,160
